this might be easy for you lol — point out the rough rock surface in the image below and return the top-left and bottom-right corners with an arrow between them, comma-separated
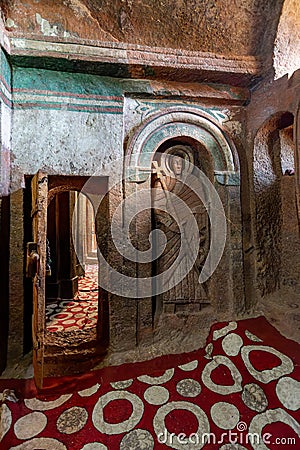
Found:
1,0 -> 284,57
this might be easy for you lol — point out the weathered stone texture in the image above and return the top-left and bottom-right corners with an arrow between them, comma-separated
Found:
253,126 -> 282,297
0,196 -> 9,373
0,0 -> 299,380
274,0 -> 300,79
0,49 -> 12,196
281,176 -> 300,296
247,72 -> 299,305
8,190 -> 24,362
11,110 -> 123,190
1,0 -> 284,58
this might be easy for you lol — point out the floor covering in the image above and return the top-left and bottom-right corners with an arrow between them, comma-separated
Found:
0,317 -> 299,449
46,265 -> 98,332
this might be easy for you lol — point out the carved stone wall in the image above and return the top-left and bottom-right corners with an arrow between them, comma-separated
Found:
253,123 -> 283,296
0,48 -> 11,197
122,104 -> 244,354
247,71 -> 300,312
273,0 -> 300,79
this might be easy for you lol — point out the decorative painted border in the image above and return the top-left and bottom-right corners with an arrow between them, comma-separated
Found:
12,88 -> 123,113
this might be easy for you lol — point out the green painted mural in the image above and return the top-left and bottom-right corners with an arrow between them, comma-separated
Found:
0,49 -> 12,107
8,65 -> 247,114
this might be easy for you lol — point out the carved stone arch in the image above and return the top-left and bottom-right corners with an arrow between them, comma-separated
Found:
122,105 -> 245,333
47,176 -> 91,206
125,106 -> 240,185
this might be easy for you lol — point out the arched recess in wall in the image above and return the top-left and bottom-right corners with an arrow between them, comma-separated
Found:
253,111 -> 297,298
125,106 -> 240,184
125,106 -> 244,317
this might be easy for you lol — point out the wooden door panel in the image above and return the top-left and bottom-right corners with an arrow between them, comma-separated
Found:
31,171 -> 48,389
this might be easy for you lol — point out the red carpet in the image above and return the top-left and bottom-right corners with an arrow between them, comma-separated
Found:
46,267 -> 99,332
1,317 -> 300,449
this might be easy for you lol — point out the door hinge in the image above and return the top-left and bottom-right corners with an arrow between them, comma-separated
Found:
33,338 -> 41,350
26,242 -> 40,278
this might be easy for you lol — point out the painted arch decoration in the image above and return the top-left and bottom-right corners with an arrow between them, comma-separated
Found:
125,106 -> 240,185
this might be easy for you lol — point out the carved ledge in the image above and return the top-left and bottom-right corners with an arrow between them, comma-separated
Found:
0,23 -> 265,87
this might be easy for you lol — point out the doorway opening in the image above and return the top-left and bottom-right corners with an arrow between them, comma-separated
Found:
45,190 -> 99,333
28,174 -> 109,385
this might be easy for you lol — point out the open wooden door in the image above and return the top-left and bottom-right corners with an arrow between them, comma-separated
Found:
31,171 -> 48,389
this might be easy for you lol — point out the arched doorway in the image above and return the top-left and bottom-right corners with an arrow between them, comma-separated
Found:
123,106 -> 243,345
30,174 -> 109,389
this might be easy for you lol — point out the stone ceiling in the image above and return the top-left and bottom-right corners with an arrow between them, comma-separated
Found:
1,0 -> 298,87
1,0 -> 285,58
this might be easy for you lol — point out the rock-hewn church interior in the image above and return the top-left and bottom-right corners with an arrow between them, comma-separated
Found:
0,1 -> 299,448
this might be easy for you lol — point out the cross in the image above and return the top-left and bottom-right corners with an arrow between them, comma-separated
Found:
152,160 -> 170,179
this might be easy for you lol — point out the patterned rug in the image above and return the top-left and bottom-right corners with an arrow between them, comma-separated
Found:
46,266 -> 99,332
1,317 -> 300,449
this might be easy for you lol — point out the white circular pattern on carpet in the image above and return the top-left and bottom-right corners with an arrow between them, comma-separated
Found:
213,322 -> 237,341
137,368 -> 174,385
78,383 -> 100,397
221,333 -> 243,356
248,408 -> 300,450
176,379 -> 201,397
62,319 -> 76,325
276,377 -> 300,411
210,402 -> 240,430
52,312 -> 73,321
74,313 -> 86,318
120,428 -> 154,449
92,390 -> 144,434
245,330 -> 262,342
80,443 -> 108,449
201,356 -> 242,395
153,401 -> 210,450
144,386 -> 169,405
178,360 -> 198,371
56,407 -> 88,434
24,394 -> 72,411
241,345 -> 294,383
110,379 -> 133,389
10,438 -> 67,449
0,404 -> 12,441
14,412 -> 47,440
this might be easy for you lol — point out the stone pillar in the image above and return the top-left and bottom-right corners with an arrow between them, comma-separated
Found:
0,196 -> 9,373
101,182 -> 139,352
8,190 -> 24,363
131,180 -> 153,346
